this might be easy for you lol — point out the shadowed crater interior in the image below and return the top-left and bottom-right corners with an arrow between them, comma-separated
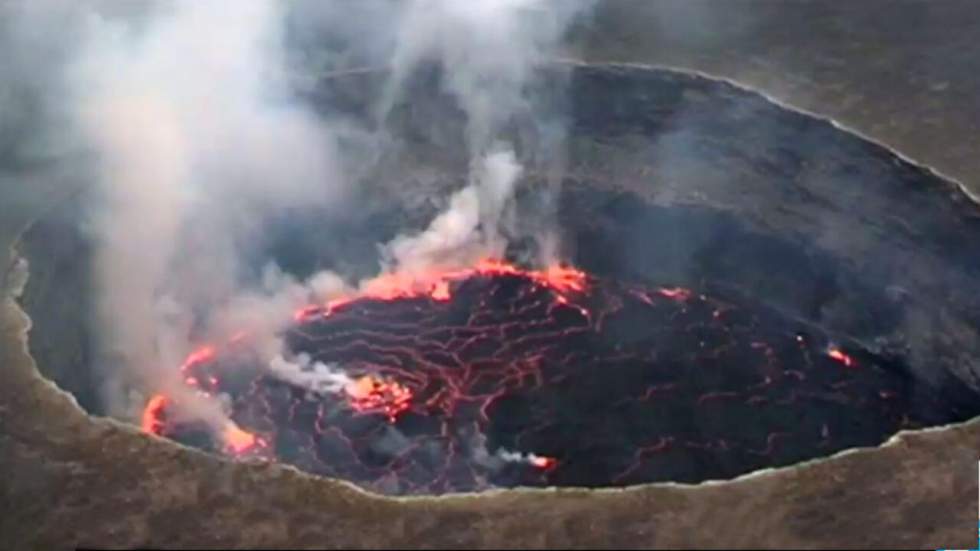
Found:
18,64 -> 980,495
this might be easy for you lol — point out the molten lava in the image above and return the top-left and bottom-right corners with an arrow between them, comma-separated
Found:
180,346 -> 215,372
222,423 -> 260,454
141,394 -> 168,435
430,280 -> 451,302
827,346 -> 856,368
140,258 -> 948,495
344,375 -> 413,421
310,259 -> 587,322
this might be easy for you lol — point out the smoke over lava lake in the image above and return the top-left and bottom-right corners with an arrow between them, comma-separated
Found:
19,64 -> 980,495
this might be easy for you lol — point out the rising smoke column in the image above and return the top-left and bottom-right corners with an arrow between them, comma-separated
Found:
252,1 -> 596,328
379,148 -> 523,278
374,0 -> 595,280
70,0 -> 347,433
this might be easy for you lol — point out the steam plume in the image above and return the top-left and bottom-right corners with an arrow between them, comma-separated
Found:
268,354 -> 353,395
380,148 -> 522,276
8,0 -> 595,443
71,0 -> 346,430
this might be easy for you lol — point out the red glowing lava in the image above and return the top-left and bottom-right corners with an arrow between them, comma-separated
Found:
314,258 -> 588,321
472,259 -> 587,294
530,455 -> 557,470
142,259 -> 584,442
141,394 -> 168,435
827,347 -> 856,368
294,305 -> 321,323
343,375 -> 414,421
143,395 -> 261,454
222,423 -> 260,454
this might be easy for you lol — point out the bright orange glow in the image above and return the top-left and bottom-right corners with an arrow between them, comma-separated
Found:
147,258 -> 586,456
430,280 -> 452,301
344,375 -> 413,421
294,305 -> 321,322
223,423 -> 258,454
530,455 -> 557,469
471,259 -> 587,294
181,345 -> 215,372
827,347 -> 856,368
141,394 -> 168,435
359,271 -> 424,301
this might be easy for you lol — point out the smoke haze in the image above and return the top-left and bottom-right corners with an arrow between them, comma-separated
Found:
71,0 -> 348,427
4,0 -> 595,443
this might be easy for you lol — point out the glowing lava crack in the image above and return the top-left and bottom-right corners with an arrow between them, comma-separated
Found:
142,260 -> 948,495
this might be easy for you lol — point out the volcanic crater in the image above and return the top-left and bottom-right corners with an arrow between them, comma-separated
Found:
18,64 -> 980,496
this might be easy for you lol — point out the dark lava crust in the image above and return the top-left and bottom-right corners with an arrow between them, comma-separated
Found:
163,267 -> 974,495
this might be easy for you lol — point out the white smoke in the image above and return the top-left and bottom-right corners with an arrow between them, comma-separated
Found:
207,263 -> 351,364
242,0 -> 597,313
374,0 -> 594,279
67,0 -> 348,431
5,0 -> 594,443
380,148 -> 523,276
267,354 -> 354,395
497,448 -> 551,466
